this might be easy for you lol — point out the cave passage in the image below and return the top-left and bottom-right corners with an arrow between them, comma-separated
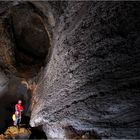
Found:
10,2 -> 50,78
0,75 -> 47,139
0,2 -> 50,139
0,76 -> 31,132
1,1 -> 140,139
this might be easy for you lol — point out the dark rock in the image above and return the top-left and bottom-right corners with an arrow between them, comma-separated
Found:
0,19 -> 16,76
30,1 -> 140,139
11,3 -> 50,58
2,126 -> 31,139
10,3 -> 50,77
0,1 -> 140,139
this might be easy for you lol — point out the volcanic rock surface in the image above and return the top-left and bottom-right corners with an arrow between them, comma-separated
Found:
0,1 -> 140,139
30,1 -> 140,139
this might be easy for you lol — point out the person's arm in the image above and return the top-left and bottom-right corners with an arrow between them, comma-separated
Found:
20,106 -> 24,112
21,106 -> 24,112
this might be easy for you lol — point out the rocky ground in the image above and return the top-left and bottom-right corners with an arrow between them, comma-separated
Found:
0,123 -> 47,139
0,126 -> 31,139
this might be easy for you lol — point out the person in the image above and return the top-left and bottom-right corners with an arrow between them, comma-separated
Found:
14,100 -> 24,126
13,111 -> 19,126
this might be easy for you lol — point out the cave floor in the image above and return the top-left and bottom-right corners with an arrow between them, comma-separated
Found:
0,116 -> 47,139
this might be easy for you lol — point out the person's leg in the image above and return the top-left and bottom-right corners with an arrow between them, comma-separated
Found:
14,121 -> 16,126
18,117 -> 21,124
14,117 -> 18,126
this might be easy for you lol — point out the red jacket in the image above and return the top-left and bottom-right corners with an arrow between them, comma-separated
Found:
15,104 -> 24,113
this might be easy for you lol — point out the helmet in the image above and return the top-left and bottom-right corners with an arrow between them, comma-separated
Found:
18,100 -> 22,104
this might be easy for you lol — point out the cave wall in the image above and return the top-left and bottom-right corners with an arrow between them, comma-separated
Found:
30,1 -> 140,139
0,1 -> 140,139
0,2 -> 33,132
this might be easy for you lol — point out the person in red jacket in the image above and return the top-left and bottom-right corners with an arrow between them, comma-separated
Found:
14,100 -> 24,126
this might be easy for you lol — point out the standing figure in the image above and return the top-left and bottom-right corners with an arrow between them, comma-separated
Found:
14,100 -> 24,126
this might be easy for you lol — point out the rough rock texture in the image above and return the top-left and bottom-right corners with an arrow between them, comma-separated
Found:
30,1 -> 140,139
0,126 -> 31,139
0,71 -> 8,93
0,19 -> 16,76
0,1 -> 140,139
10,3 -> 50,78
11,4 -> 49,57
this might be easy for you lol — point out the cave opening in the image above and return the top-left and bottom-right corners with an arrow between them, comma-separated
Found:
10,2 -> 50,78
0,2 -> 50,139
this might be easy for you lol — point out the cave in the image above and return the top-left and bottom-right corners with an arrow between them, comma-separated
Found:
9,2 -> 50,78
0,1 -> 49,138
0,1 -> 140,139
